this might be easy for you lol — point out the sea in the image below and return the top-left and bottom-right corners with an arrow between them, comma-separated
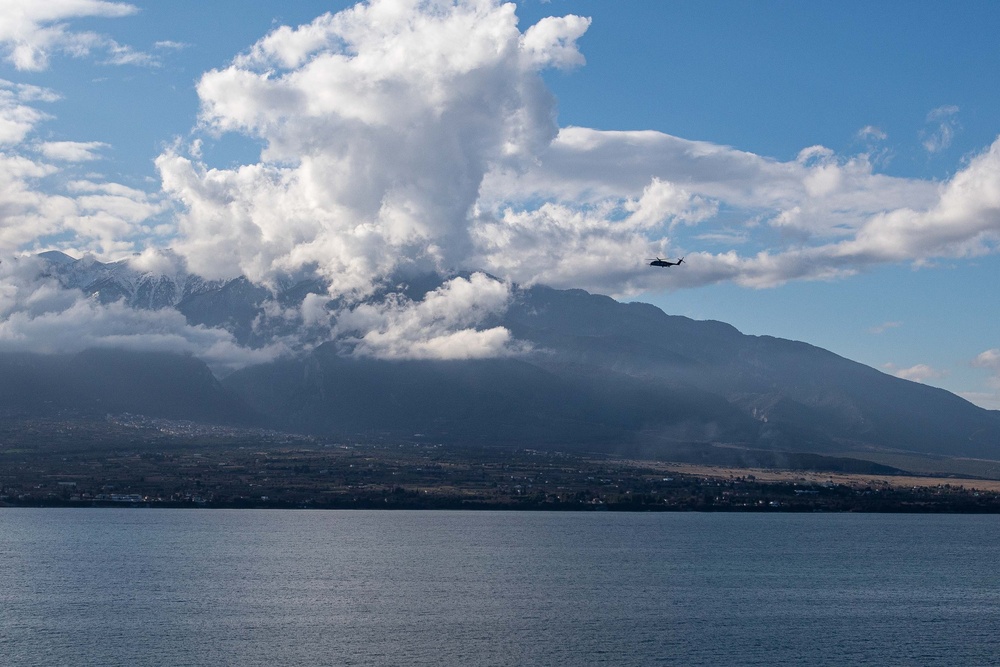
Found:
1,509 -> 998,666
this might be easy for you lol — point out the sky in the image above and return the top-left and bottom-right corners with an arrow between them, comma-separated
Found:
0,0 -> 999,407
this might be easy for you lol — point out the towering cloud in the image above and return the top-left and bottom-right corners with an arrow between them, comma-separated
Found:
159,0 -> 589,297
153,0 -> 594,360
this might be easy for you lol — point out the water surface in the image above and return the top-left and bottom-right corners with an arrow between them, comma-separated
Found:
1,510 -> 997,666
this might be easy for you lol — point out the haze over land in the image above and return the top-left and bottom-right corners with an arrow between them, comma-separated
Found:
0,1 -> 999,421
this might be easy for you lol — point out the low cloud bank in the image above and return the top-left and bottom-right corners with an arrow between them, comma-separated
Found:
0,256 -> 286,374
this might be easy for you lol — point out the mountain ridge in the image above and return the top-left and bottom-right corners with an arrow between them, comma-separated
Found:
9,251 -> 998,463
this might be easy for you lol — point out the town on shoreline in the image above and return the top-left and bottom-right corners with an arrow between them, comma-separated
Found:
3,417 -> 1000,513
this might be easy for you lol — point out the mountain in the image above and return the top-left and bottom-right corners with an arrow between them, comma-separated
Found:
500,286 -> 1000,458
223,345 -> 759,448
38,250 -> 220,311
39,251 -> 324,346
23,252 -> 1000,462
0,348 -> 257,425
220,284 -> 1000,460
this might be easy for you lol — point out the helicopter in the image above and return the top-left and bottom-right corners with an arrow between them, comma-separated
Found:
647,256 -> 684,268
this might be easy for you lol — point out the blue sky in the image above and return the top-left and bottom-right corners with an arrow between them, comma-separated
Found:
1,0 -> 999,407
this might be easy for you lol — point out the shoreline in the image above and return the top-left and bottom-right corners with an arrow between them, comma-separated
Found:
6,440 -> 1000,514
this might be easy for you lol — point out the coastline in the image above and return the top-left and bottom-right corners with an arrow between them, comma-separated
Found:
5,436 -> 1000,513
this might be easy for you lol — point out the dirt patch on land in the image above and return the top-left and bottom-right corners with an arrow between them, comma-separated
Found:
649,462 -> 1000,493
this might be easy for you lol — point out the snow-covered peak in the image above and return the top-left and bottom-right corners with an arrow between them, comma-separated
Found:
38,251 -> 219,310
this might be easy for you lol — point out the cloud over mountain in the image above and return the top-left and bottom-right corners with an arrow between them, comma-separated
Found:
159,0 -> 587,295
0,255 -> 284,373
334,272 -> 518,360
0,0 -> 999,379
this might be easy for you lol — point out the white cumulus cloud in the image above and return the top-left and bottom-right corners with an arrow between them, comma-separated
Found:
0,79 -> 55,145
0,77 -> 168,258
477,123 -> 1000,292
37,140 -> 109,162
0,0 -> 151,71
334,272 -> 518,360
974,349 -> 1000,371
161,0 -> 589,297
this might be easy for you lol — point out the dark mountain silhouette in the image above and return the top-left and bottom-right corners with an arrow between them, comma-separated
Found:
222,344 -> 759,448
0,349 -> 257,425
499,286 -> 1000,458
